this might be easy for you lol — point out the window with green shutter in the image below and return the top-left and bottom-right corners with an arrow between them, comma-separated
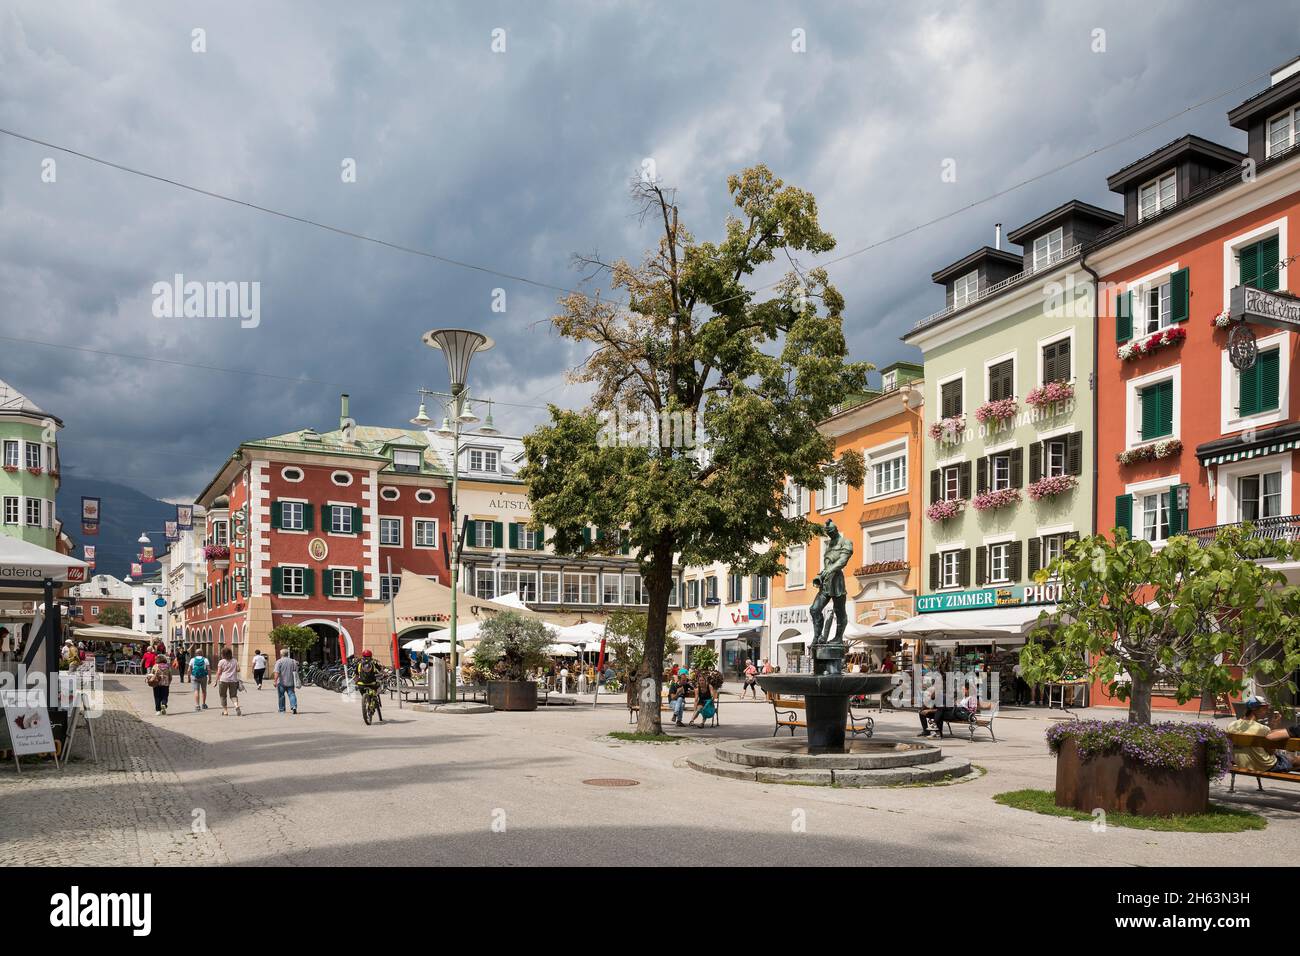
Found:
352,570 -> 364,597
1239,236 -> 1280,291
1114,494 -> 1133,538
492,522 -> 504,549
271,567 -> 283,594
1238,348 -> 1280,417
271,501 -> 282,529
1116,290 -> 1133,343
508,522 -> 519,549
1169,267 -> 1189,323
1139,380 -> 1174,440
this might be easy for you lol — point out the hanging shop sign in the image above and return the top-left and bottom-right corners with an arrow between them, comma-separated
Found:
176,505 -> 194,531
917,581 -> 1063,614
1230,285 -> 1300,332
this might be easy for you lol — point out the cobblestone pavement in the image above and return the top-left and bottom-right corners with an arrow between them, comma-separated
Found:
2,676 -> 1297,867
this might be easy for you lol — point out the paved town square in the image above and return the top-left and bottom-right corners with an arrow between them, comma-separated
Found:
3,676 -> 1295,868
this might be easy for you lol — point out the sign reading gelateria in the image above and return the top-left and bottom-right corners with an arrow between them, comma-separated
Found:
917,581 -> 1063,614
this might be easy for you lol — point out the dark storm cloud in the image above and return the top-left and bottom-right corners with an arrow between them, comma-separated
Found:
0,0 -> 1293,499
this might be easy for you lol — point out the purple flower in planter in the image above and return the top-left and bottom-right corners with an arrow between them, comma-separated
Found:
1045,719 -> 1230,780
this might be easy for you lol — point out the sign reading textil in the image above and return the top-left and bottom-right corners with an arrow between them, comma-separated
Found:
917,581 -> 1063,613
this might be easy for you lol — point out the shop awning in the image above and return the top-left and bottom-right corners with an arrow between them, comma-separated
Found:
700,625 -> 760,641
672,630 -> 709,645
776,634 -> 806,646
0,536 -> 89,595
69,624 -> 154,644
868,605 -> 1058,639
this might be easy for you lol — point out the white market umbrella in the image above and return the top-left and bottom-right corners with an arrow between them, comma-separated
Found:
545,643 -> 579,657
556,621 -> 607,643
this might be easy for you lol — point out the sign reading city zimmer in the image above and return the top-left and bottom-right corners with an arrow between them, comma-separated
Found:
917,581 -> 1063,614
1230,285 -> 1300,331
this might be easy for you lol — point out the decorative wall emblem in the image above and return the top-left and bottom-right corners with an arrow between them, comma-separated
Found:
308,537 -> 329,561
1228,323 -> 1258,371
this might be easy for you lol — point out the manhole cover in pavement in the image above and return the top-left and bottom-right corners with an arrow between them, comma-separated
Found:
582,777 -> 640,787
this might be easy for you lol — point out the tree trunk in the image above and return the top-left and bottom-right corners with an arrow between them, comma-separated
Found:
1127,670 -> 1153,725
635,536 -> 675,734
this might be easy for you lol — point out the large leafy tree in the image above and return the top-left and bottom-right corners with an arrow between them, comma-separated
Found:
97,605 -> 131,629
522,166 -> 870,732
1021,527 -> 1300,724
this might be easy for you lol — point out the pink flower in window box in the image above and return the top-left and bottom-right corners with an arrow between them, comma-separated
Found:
926,499 -> 965,522
971,487 -> 1021,511
975,397 -> 1018,424
26,467 -> 43,476
1025,381 -> 1074,408
1117,325 -> 1186,361
928,414 -> 966,443
1027,474 -> 1078,501
203,545 -> 231,561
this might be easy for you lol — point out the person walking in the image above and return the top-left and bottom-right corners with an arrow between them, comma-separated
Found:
175,644 -> 189,683
273,649 -> 299,715
189,648 -> 211,711
215,647 -> 242,717
742,659 -> 759,699
147,652 -> 173,715
251,649 -> 268,690
142,645 -> 157,672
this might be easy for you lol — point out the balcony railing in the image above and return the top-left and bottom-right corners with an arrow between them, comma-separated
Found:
912,244 -> 1083,334
1186,515 -> 1300,548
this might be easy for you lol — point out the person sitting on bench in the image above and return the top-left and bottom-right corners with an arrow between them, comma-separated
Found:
918,682 -> 978,739
1226,697 -> 1297,774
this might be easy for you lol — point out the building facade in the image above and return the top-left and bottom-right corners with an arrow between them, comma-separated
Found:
68,573 -> 132,627
904,208 -> 1104,623
1092,60 -> 1300,710
770,362 -> 927,671
0,377 -> 62,551
163,510 -> 207,647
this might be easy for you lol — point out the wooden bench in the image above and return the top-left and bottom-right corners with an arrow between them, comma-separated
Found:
628,690 -> 720,726
769,696 -> 873,739
1227,733 -> 1300,792
941,702 -> 999,742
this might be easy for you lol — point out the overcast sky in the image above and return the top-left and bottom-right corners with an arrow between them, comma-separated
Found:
1,1 -> 1295,502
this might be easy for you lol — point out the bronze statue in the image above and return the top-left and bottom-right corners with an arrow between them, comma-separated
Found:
809,518 -> 853,675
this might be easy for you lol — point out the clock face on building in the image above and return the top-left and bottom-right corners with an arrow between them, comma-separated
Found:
1228,323 -> 1258,371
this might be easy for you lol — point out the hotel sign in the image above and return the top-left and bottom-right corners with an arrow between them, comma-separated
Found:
917,581 -> 1062,614
1230,286 -> 1300,332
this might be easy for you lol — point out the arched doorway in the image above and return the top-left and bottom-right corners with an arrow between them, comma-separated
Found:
298,620 -> 355,665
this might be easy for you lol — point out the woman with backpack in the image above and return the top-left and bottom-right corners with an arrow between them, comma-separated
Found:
147,653 -> 173,715
189,650 -> 211,711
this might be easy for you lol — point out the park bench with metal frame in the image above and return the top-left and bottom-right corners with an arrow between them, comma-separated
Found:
769,695 -> 872,739
1227,733 -> 1300,792
940,701 -> 999,742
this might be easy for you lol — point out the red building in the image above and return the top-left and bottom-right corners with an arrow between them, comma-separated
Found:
1092,58 -> 1300,711
186,395 -> 452,671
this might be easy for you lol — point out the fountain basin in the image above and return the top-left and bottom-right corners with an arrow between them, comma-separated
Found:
757,673 -> 895,754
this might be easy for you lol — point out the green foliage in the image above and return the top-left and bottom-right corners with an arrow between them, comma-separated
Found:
604,610 -> 679,682
471,611 -> 554,681
96,605 -> 131,629
522,165 -> 872,730
690,645 -> 719,672
992,790 -> 1266,832
606,731 -> 682,743
269,624 -> 319,657
1022,526 -> 1300,724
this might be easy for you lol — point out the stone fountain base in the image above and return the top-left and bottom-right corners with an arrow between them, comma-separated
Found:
687,737 -> 972,787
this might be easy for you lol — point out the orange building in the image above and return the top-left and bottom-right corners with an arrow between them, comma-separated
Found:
769,362 -> 925,671
1091,62 -> 1300,710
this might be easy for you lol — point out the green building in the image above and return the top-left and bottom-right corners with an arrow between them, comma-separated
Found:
902,204 -> 1117,621
0,378 -> 63,550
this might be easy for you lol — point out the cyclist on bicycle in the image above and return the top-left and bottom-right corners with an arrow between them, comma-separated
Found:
355,649 -> 384,723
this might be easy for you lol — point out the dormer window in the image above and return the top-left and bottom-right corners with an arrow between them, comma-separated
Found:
952,270 -> 978,308
1267,107 -> 1298,158
392,449 -> 421,473
468,449 -> 499,472
1032,227 -> 1063,271
882,370 -> 897,391
1138,172 -> 1176,220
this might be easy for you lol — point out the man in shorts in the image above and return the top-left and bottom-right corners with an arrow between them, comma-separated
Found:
189,649 -> 211,711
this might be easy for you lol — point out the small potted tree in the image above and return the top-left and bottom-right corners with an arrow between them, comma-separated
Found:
1023,525 -> 1300,816
472,611 -> 553,711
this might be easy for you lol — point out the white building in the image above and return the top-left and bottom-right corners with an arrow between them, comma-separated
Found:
162,508 -> 207,646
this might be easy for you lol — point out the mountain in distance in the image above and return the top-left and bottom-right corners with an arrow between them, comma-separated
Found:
57,475 -> 182,580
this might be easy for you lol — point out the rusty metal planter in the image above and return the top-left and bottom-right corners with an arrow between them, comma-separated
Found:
1054,737 -> 1208,816
486,680 -> 538,712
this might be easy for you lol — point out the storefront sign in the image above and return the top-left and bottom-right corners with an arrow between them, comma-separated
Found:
917,581 -> 1063,613
774,606 -> 811,628
746,602 -> 765,621
1231,285 -> 1300,332
0,693 -> 57,757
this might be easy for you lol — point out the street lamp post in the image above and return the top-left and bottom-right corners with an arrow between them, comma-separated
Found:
421,329 -> 494,703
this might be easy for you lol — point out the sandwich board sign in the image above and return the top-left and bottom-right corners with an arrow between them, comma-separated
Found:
0,691 -> 59,773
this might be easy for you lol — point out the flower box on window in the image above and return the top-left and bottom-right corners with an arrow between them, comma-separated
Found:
26,467 -> 43,476
928,415 -> 966,443
971,487 -> 1021,512
975,397 -> 1018,425
1210,310 -> 1231,329
925,499 -> 965,522
1,465 -> 17,473
203,544 -> 231,567
1027,474 -> 1078,501
1117,326 -> 1186,361
1116,438 -> 1182,465
1025,381 -> 1074,408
